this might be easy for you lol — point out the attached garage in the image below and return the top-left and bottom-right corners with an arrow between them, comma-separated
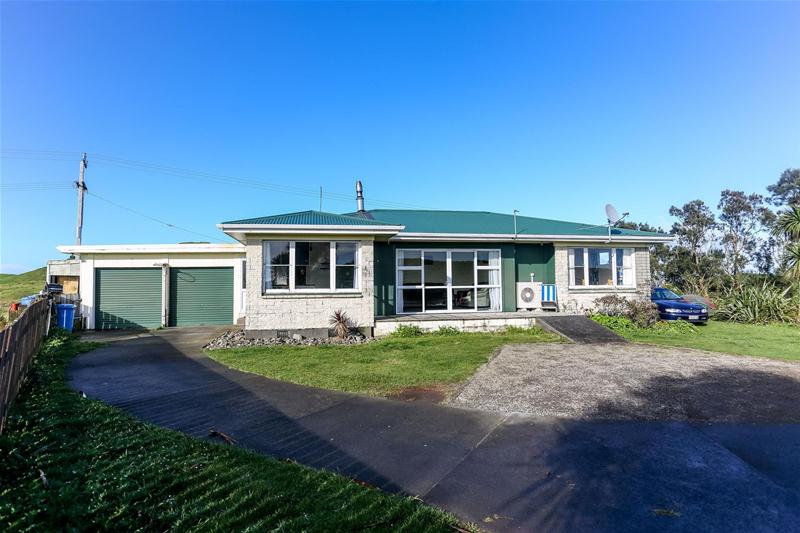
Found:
55,243 -> 245,330
168,267 -> 234,326
95,268 -> 162,330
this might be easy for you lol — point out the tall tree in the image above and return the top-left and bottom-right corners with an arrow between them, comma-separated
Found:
667,200 -> 722,295
754,209 -> 784,275
767,168 -> 800,207
717,190 -> 770,279
616,220 -> 669,283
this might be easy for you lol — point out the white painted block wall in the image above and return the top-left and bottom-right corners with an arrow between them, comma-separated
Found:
553,245 -> 652,313
244,239 -> 375,331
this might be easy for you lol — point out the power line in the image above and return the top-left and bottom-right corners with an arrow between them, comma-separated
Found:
89,153 -> 436,210
1,181 -> 75,191
86,191 -> 223,242
2,148 -> 440,209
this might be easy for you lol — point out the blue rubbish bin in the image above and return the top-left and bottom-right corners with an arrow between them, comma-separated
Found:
56,303 -> 76,332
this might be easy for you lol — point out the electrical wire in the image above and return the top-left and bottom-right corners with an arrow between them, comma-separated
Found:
86,191 -> 223,242
1,180 -> 75,191
2,148 -> 436,209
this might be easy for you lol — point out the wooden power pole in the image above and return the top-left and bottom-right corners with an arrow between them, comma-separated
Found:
75,153 -> 88,245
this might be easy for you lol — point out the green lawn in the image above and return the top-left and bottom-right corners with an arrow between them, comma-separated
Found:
208,327 -> 561,398
0,332 -> 468,532
622,320 -> 800,361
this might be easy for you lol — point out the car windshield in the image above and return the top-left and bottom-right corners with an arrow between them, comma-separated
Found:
652,288 -> 682,300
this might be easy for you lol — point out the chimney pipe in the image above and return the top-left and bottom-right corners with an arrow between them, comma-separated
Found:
356,180 -> 365,212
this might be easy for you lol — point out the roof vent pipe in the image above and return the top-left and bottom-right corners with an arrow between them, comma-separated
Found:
356,180 -> 365,212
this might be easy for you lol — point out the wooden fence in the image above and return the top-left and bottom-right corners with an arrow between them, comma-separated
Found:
0,298 -> 50,434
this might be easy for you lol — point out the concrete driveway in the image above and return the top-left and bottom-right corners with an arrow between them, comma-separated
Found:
70,328 -> 800,532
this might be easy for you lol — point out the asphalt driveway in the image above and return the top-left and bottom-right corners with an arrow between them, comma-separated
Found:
70,328 -> 800,532
450,343 -> 800,422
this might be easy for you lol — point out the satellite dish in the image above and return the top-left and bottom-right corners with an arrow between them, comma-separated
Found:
605,203 -> 621,224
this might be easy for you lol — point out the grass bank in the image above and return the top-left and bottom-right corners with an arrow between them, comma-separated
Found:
208,327 -> 562,398
622,320 -> 800,361
0,331 -> 466,532
0,267 -> 45,322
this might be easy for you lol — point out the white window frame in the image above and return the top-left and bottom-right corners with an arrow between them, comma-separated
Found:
568,247 -> 636,288
262,240 -> 360,294
396,248 -> 502,314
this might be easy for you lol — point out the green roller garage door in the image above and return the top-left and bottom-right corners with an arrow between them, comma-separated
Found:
169,267 -> 233,327
95,268 -> 162,330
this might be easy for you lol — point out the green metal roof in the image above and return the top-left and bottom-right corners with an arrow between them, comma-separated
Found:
222,208 -> 669,238
348,209 -> 669,238
222,210 -> 399,226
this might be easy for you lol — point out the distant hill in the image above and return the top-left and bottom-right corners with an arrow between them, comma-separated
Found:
0,267 -> 46,310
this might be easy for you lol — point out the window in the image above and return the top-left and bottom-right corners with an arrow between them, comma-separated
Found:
335,243 -> 357,289
262,241 -> 359,293
264,241 -> 290,290
295,242 -> 330,289
569,247 -> 635,288
396,249 -> 501,313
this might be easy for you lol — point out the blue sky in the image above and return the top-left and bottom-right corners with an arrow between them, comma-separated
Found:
1,1 -> 798,273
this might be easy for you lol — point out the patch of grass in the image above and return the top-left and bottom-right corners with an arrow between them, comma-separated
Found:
0,331 -> 467,532
0,267 -> 46,322
618,320 -> 800,361
208,327 -> 561,397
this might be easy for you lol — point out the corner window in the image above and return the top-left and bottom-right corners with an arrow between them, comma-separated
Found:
569,247 -> 635,288
262,241 -> 359,293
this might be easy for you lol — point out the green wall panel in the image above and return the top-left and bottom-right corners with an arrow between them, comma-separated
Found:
169,267 -> 234,327
515,243 -> 555,284
95,268 -> 162,330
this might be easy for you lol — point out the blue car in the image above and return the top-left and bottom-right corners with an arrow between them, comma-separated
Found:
651,287 -> 709,323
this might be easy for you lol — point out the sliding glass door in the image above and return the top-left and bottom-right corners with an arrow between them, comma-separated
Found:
396,249 -> 501,313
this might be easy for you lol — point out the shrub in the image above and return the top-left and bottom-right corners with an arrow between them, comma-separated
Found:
329,309 -> 351,338
432,326 -> 461,336
593,294 -> 660,328
715,282 -> 794,324
391,324 -> 425,337
589,314 -> 639,335
590,313 -> 698,336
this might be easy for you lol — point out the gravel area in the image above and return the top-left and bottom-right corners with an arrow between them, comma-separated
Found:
203,329 -> 373,350
448,343 -> 800,423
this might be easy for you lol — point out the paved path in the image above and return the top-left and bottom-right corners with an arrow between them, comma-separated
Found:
70,328 -> 800,532
536,315 -> 627,343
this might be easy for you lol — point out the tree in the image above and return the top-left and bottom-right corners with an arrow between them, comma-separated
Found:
669,200 -> 716,264
774,205 -> 800,321
767,168 -> 800,207
717,190 -> 770,279
754,209 -> 784,275
667,200 -> 723,295
616,220 -> 670,283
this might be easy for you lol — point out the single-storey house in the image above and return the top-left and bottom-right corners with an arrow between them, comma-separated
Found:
54,185 -> 671,335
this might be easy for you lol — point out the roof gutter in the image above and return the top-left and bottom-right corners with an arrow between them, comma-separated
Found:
389,232 -> 674,243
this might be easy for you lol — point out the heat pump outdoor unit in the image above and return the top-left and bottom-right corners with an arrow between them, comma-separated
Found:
516,282 -> 542,310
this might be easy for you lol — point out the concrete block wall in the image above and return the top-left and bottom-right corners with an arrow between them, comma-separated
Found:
245,238 -> 375,336
553,245 -> 652,313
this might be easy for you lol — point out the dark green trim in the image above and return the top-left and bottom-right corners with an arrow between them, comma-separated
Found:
514,243 -> 555,285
